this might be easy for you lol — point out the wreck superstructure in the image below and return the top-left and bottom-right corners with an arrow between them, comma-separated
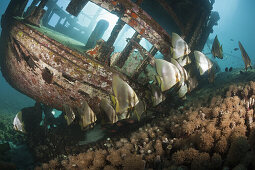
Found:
0,0 -> 215,125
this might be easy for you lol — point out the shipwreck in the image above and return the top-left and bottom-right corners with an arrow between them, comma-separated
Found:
0,0 -> 217,128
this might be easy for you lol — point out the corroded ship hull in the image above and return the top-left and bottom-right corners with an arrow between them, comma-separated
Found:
0,0 -> 215,124
2,19 -> 116,112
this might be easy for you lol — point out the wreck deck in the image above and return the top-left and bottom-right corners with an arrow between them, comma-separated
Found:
29,24 -> 86,53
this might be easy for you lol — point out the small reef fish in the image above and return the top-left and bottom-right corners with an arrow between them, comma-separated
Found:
225,67 -> 228,72
194,51 -> 213,75
229,67 -> 233,72
112,74 -> 139,114
238,41 -> 252,71
13,111 -> 25,133
155,59 -> 181,92
233,48 -> 239,51
171,33 -> 191,59
211,35 -> 223,59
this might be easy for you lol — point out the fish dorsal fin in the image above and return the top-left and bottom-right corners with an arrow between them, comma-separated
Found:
171,33 -> 190,59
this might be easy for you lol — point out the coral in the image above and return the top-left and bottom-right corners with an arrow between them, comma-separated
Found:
48,159 -> 59,169
214,136 -> 228,154
92,149 -> 106,168
196,133 -> 214,152
213,129 -> 221,141
232,164 -> 247,170
106,149 -> 122,167
103,165 -> 117,170
200,107 -> 212,118
187,111 -> 198,121
210,153 -> 222,170
229,125 -> 247,142
183,148 -> 199,164
122,154 -> 145,170
154,139 -> 164,156
226,137 -> 250,167
212,106 -> 221,118
205,122 -> 216,135
224,97 -> 234,112
41,163 -> 49,170
181,121 -> 196,136
172,150 -> 185,165
171,148 -> 199,165
190,152 -> 210,170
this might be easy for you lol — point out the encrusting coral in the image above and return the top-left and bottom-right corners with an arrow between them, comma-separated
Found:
34,80 -> 255,169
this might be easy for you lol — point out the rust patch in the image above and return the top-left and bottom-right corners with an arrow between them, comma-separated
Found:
140,28 -> 145,35
111,1 -> 118,6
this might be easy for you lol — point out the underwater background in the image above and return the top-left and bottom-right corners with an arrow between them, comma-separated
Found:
0,0 -> 255,169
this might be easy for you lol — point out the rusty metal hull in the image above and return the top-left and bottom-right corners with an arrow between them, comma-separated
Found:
1,19 -> 121,112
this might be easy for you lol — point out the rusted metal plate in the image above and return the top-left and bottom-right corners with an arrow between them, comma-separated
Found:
90,0 -> 172,58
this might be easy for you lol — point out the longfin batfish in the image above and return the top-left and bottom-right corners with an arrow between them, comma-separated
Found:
171,33 -> 191,59
150,85 -> 165,106
211,35 -> 223,59
238,41 -> 251,71
112,74 -> 139,114
171,58 -> 189,98
77,101 -> 97,129
63,104 -> 76,125
177,55 -> 191,67
178,82 -> 188,98
100,99 -> 118,124
155,59 -> 181,92
194,51 -> 213,75
13,111 -> 25,133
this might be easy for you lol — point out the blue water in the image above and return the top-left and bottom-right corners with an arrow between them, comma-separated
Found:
203,0 -> 255,71
0,0 -> 34,115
